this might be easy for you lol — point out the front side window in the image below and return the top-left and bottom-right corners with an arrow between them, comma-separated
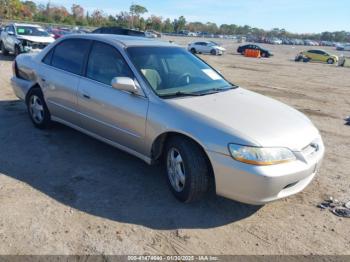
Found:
86,41 -> 133,85
15,26 -> 49,37
51,39 -> 91,75
127,46 -> 234,97
7,26 -> 15,34
43,49 -> 54,65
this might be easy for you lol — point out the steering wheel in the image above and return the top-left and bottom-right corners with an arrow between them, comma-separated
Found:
174,73 -> 191,86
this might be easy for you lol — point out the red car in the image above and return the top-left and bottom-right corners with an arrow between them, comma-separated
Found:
50,29 -> 71,39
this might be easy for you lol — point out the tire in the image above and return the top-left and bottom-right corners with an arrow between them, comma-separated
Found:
164,136 -> 211,203
327,58 -> 334,64
303,57 -> 310,63
261,52 -> 266,58
190,48 -> 196,54
14,45 -> 21,57
26,87 -> 52,129
210,49 -> 217,55
1,41 -> 9,55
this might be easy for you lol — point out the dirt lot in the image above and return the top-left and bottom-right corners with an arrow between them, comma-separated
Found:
0,36 -> 349,255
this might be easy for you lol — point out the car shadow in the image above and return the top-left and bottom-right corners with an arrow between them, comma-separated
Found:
0,99 -> 261,230
0,53 -> 15,61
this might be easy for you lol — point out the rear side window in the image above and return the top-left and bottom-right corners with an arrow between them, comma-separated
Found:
51,39 -> 91,75
86,41 -> 133,85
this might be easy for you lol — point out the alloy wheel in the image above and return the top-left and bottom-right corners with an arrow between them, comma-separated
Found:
29,95 -> 44,124
167,147 -> 186,192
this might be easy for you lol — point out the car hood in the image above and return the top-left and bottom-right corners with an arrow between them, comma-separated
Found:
169,88 -> 320,151
17,35 -> 55,44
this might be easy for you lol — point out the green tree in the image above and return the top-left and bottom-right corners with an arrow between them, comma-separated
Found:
129,4 -> 147,28
173,15 -> 186,32
163,18 -> 174,33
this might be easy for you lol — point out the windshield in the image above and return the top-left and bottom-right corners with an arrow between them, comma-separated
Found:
16,26 -> 49,37
127,46 -> 234,97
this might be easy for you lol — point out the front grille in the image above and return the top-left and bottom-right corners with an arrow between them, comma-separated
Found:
283,181 -> 299,189
31,43 -> 47,49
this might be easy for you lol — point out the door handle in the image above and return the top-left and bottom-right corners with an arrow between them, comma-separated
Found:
83,94 -> 90,99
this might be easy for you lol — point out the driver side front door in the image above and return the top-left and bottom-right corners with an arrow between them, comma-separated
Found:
77,41 -> 149,155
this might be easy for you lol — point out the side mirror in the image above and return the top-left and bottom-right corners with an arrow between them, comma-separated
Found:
111,77 -> 139,94
8,31 -> 15,36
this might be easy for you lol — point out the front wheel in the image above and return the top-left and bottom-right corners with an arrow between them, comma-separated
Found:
327,58 -> 334,64
14,45 -> 21,57
26,88 -> 52,129
164,136 -> 211,203
190,48 -> 196,54
210,49 -> 217,55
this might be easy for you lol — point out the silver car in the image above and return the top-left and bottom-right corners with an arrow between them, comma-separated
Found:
1,23 -> 54,56
11,34 -> 324,205
188,41 -> 226,55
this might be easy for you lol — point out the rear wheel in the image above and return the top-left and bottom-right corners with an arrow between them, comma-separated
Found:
1,41 -> 9,55
26,88 -> 52,129
327,58 -> 334,64
164,136 -> 211,203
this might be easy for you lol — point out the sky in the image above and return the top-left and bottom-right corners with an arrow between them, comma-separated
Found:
35,0 -> 350,33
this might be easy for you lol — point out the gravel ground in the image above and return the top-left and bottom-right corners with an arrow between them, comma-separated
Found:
0,36 -> 349,255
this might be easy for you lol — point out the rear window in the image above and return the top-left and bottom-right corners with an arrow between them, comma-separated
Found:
51,39 -> 91,75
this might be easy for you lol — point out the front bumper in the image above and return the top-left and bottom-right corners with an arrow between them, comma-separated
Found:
207,138 -> 325,205
216,49 -> 225,55
18,41 -> 48,54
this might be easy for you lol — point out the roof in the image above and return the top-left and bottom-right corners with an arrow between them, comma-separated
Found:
13,23 -> 41,28
65,34 -> 178,48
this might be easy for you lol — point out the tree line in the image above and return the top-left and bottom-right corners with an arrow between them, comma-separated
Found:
1,0 -> 349,42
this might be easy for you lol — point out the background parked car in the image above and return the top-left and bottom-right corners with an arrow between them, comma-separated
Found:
188,41 -> 226,55
237,44 -> 273,57
268,38 -> 282,45
304,40 -> 319,46
295,49 -> 338,64
336,44 -> 350,51
145,30 -> 161,38
0,23 -> 54,56
49,28 -> 72,39
92,26 -> 145,37
145,31 -> 158,38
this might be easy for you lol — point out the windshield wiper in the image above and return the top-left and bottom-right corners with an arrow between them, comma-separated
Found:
200,85 -> 237,95
158,91 -> 203,98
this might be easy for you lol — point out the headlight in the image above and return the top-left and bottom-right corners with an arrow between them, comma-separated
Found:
228,144 -> 296,166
